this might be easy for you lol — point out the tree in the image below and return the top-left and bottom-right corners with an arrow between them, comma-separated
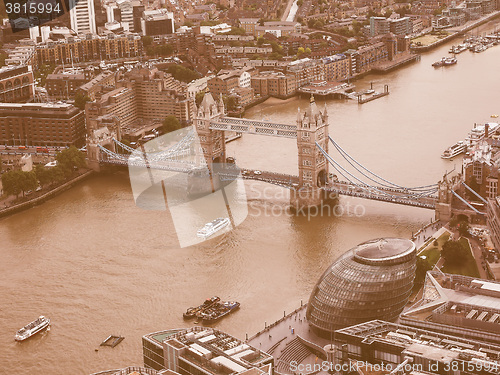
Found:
305,47 -> 312,55
35,165 -> 52,188
228,27 -> 246,35
48,166 -> 65,185
196,92 -> 205,107
163,116 -> 181,133
20,171 -> 37,196
1,170 -> 23,197
297,47 -> 305,56
414,256 -> 432,288
56,146 -> 86,175
74,92 -> 91,110
441,240 -> 469,266
166,65 -> 200,83
223,96 -> 238,112
1,170 -> 36,197
457,220 -> 469,237
142,36 -> 153,48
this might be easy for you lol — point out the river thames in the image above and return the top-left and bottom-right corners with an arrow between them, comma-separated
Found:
1,20 -> 500,374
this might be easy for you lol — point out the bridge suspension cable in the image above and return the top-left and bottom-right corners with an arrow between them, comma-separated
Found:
328,136 -> 438,191
316,142 -> 437,200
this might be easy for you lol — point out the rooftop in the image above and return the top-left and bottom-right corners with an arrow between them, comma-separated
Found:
354,238 -> 415,262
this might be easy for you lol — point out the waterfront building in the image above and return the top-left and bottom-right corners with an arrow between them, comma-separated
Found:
0,103 -> 85,147
389,17 -> 413,36
306,238 -> 417,338
321,54 -> 350,81
370,17 -> 390,37
334,319 -> 500,374
487,197 -> 500,252
286,58 -> 325,88
0,65 -> 35,103
251,71 -> 296,98
142,327 -> 273,373
208,69 -> 253,97
400,272 -> 500,344
462,139 -> 499,199
69,0 -> 97,35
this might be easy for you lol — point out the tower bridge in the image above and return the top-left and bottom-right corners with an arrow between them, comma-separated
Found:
86,92 -> 472,220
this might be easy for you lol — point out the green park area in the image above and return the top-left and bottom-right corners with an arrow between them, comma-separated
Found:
418,231 -> 450,268
441,237 -> 480,277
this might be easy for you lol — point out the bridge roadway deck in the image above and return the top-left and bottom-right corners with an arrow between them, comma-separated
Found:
240,172 -> 437,209
209,117 -> 297,138
98,157 -> 438,209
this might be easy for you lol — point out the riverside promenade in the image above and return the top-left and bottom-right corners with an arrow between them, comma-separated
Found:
247,304 -> 331,375
412,10 -> 500,52
0,169 -> 94,218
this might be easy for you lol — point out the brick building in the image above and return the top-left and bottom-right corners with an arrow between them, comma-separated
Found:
0,103 -> 85,147
0,65 -> 35,103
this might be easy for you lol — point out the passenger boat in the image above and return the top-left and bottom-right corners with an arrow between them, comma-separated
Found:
15,316 -> 50,341
196,218 -> 230,239
432,58 -> 445,67
183,296 -> 220,319
449,44 -> 467,54
473,44 -> 487,53
467,122 -> 499,143
443,57 -> 457,66
199,301 -> 240,324
441,141 -> 466,159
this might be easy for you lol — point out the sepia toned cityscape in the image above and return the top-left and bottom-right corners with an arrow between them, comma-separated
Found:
1,0 -> 500,373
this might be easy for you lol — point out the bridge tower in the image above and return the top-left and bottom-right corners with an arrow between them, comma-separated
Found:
435,174 -> 453,222
291,96 -> 330,210
86,126 -> 117,172
194,92 -> 226,169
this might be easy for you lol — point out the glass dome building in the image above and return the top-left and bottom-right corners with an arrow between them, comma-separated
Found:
306,238 -> 416,338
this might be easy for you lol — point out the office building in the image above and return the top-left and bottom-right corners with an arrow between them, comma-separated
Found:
142,327 -> 273,374
0,65 -> 35,103
400,271 -> 500,344
69,0 -> 97,35
306,238 -> 417,338
0,103 -> 85,147
334,319 -> 500,374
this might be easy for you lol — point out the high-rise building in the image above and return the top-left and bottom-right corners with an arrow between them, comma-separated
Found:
69,0 -> 97,35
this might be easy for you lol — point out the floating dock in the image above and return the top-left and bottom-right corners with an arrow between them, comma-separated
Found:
100,335 -> 124,348
358,84 -> 389,104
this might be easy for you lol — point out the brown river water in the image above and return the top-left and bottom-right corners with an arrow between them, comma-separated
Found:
1,19 -> 500,374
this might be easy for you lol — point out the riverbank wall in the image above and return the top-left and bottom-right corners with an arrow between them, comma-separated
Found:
0,169 -> 94,219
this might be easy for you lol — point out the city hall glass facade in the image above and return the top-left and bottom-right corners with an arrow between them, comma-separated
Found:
306,238 -> 416,337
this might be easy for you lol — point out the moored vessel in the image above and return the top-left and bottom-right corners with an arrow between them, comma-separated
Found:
443,57 -> 457,66
183,296 -> 220,319
15,316 -> 50,341
199,301 -> 240,324
441,141 -> 466,159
